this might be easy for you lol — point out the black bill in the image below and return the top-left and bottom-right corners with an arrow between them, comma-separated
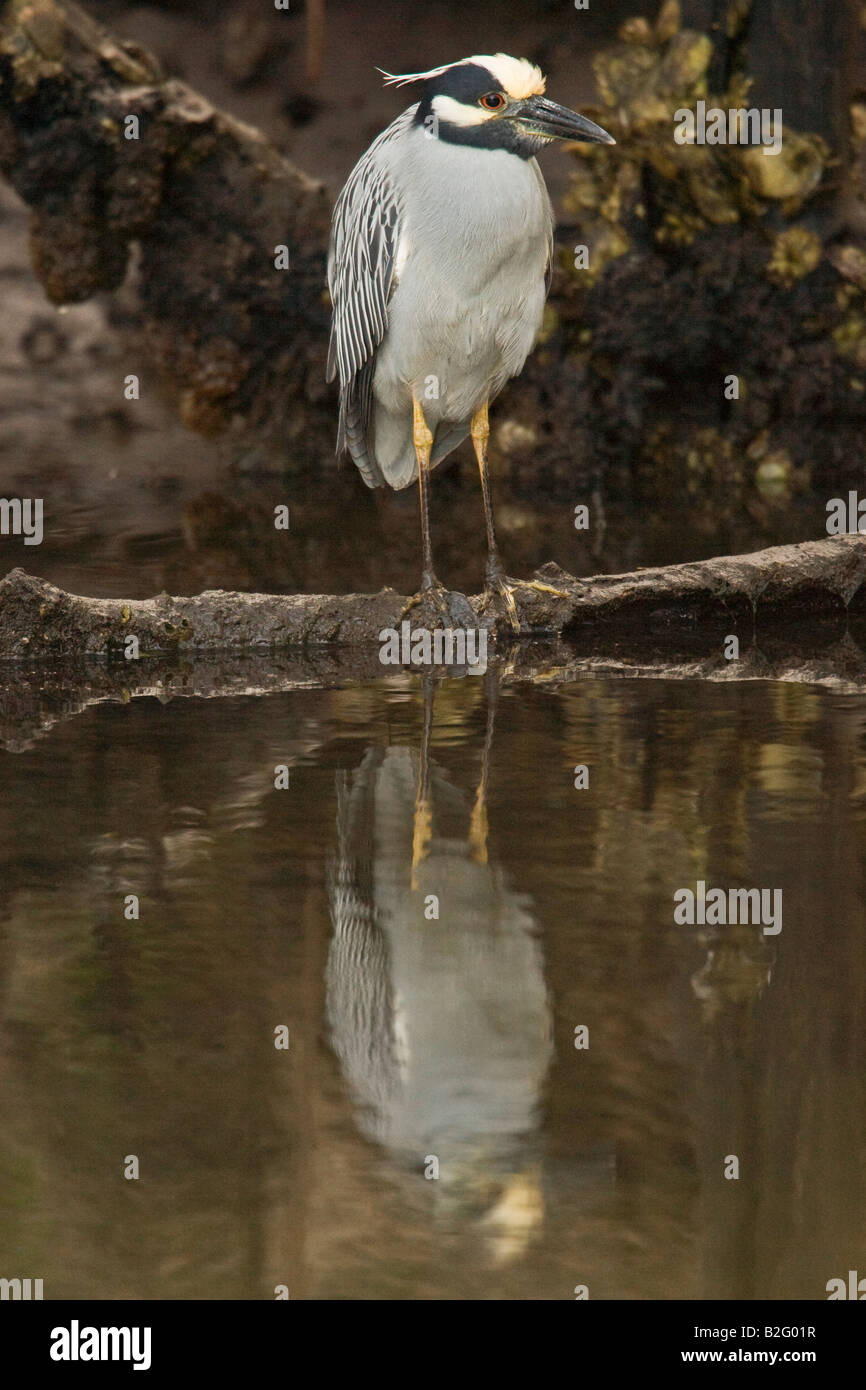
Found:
514,95 -> 616,145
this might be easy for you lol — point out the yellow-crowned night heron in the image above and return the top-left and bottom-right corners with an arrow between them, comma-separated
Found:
326,54 -> 615,629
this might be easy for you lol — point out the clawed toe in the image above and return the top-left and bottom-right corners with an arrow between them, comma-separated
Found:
480,573 -> 569,634
520,579 -> 569,599
480,575 -> 522,634
400,580 -> 475,628
401,592 -> 440,623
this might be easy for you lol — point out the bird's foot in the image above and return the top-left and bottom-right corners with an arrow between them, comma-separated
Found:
479,573 -> 522,634
480,572 -> 569,635
400,573 -> 447,623
400,576 -> 475,628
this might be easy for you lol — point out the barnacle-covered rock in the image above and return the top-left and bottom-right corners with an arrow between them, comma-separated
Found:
754,450 -> 793,500
684,428 -> 740,488
559,219 -> 630,285
496,420 -> 538,455
727,0 -> 753,41
618,17 -> 653,46
828,244 -> 866,292
17,1 -> 65,60
550,4 -> 864,511
686,150 -> 740,224
767,227 -> 822,285
655,0 -> 681,44
656,208 -> 706,247
592,42 -> 657,112
561,158 -> 603,216
536,303 -> 559,345
741,131 -> 827,207
657,31 -> 713,94
833,313 -> 866,367
585,221 -> 631,280
568,8 -> 834,280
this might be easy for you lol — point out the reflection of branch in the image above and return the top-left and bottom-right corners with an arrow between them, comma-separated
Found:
2,535 -> 866,660
3,631 -> 866,752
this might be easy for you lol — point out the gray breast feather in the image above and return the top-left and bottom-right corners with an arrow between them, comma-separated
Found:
327,106 -> 416,486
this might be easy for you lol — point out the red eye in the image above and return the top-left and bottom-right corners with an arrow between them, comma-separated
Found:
480,92 -> 506,111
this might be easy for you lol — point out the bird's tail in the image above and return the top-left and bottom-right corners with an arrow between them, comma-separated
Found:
337,362 -> 385,488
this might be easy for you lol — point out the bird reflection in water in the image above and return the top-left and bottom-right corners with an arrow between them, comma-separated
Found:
326,674 -> 553,1263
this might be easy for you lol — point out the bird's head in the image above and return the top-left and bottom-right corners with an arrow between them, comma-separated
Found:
380,53 -> 615,158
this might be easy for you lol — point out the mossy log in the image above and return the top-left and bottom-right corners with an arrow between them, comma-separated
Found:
2,535 -> 866,661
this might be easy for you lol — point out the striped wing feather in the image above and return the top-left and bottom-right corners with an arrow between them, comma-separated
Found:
327,108 -> 416,486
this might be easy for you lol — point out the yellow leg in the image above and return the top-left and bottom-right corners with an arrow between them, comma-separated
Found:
471,401 -> 568,624
414,395 -> 436,585
470,400 -> 489,446
401,396 -> 450,621
471,401 -> 520,633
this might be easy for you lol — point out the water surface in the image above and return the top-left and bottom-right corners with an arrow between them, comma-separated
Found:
1,672 -> 863,1299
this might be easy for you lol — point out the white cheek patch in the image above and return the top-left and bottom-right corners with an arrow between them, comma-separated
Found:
431,94 -> 490,128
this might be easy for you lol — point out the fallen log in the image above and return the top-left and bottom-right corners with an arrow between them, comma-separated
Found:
2,535 -> 866,660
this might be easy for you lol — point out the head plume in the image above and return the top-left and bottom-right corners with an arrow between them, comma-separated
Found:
378,54 -> 546,101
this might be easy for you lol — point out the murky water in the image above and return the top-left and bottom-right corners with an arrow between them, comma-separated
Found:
1,671 -> 863,1299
